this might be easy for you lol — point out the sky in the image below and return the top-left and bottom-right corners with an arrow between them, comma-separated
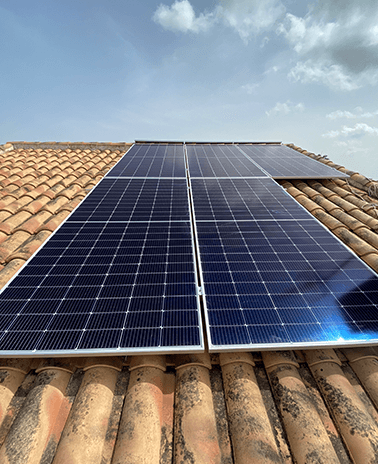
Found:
1,0 -> 378,178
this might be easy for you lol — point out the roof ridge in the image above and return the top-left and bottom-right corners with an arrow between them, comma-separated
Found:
0,143 -> 14,154
8,141 -> 131,151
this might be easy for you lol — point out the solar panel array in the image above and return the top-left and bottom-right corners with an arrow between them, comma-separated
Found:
192,179 -> 378,350
0,144 -> 203,355
0,141 -> 377,356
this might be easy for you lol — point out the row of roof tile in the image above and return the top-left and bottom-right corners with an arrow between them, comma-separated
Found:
1,348 -> 378,463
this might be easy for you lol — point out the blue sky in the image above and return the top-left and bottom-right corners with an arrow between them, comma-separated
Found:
1,0 -> 378,178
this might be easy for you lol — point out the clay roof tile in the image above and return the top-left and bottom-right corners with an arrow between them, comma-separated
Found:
13,210 -> 54,235
35,209 -> 71,233
0,230 -> 32,264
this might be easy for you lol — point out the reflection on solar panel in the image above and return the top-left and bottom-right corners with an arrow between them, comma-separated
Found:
187,144 -> 266,177
0,176 -> 203,354
191,178 -> 378,350
106,143 -> 186,178
238,144 -> 349,179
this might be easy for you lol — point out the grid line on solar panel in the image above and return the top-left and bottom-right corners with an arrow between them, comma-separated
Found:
191,178 -> 312,222
238,144 -> 349,179
186,144 -> 267,178
0,171 -> 204,355
105,144 -> 186,178
0,221 -> 203,353
67,178 -> 191,223
196,218 -> 378,350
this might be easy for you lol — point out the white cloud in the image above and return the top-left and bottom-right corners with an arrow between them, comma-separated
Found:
265,65 -> 279,74
322,130 -> 342,139
266,100 -> 304,116
327,109 -> 378,119
241,83 -> 259,94
277,13 -> 337,55
342,123 -> 378,136
260,36 -> 270,48
153,0 -> 215,33
153,0 -> 286,43
323,123 -> 378,139
326,110 -> 358,120
288,60 -> 361,91
219,0 -> 285,44
277,1 -> 378,90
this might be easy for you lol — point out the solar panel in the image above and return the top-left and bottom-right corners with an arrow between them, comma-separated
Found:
106,143 -> 186,178
191,178 -> 378,350
191,178 -> 311,222
68,178 -> 190,223
187,144 -> 266,178
0,177 -> 204,355
238,144 -> 349,179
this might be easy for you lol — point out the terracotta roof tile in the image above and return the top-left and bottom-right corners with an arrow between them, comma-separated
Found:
263,351 -> 341,464
13,210 -> 54,235
58,174 -> 80,187
0,196 -> 18,209
20,196 -> 53,215
0,211 -> 33,235
0,231 -> 32,263
35,209 -> 72,233
53,359 -> 122,464
0,257 -> 26,288
37,196 -> 69,215
306,349 -> 378,462
0,365 -> 74,464
0,196 -> 35,216
57,184 -> 84,200
5,230 -> 51,264
55,195 -> 85,214
220,352 -> 281,463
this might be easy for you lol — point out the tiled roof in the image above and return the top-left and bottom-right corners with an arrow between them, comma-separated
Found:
1,141 -> 378,463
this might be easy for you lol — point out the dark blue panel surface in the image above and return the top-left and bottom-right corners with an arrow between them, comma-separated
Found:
197,219 -> 378,350
106,144 -> 186,178
239,144 -> 349,179
187,144 -> 266,177
0,220 -> 203,353
68,178 -> 190,223
191,178 -> 311,221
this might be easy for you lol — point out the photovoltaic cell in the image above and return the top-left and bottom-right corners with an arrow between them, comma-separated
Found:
0,175 -> 203,355
68,178 -> 190,223
192,178 -> 378,350
187,144 -> 266,177
238,144 -> 349,179
106,143 -> 186,178
191,178 -> 311,222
